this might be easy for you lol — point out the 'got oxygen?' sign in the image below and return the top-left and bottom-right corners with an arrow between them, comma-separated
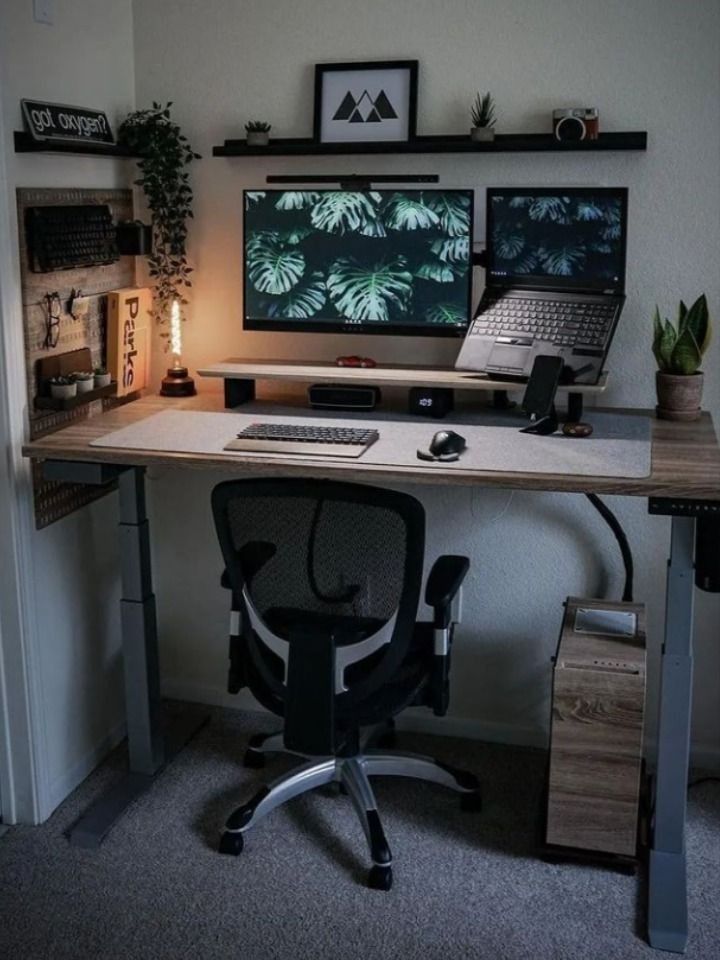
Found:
21,99 -> 114,145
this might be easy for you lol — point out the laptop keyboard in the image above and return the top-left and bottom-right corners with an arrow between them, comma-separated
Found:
470,297 -> 616,348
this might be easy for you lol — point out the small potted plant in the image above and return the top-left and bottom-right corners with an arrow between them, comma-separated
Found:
94,366 -> 112,388
470,92 -> 496,142
653,294 -> 711,421
48,375 -> 77,399
245,120 -> 272,147
73,371 -> 95,394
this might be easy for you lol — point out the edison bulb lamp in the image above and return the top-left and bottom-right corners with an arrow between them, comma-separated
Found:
160,299 -> 196,397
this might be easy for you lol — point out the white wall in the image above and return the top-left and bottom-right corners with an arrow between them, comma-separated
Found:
133,0 -> 720,761
0,0 -> 136,817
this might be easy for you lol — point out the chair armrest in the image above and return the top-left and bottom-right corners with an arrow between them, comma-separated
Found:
425,555 -> 469,628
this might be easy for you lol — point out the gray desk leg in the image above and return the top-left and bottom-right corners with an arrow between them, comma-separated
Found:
69,466 -> 207,848
648,516 -> 695,953
118,467 -> 164,775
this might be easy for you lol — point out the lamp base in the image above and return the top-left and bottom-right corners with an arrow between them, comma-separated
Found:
160,366 -> 196,397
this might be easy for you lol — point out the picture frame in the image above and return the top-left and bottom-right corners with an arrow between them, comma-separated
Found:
313,60 -> 418,145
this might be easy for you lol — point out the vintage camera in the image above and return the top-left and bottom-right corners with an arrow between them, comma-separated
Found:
553,108 -> 599,141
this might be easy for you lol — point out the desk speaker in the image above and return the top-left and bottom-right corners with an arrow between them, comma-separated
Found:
307,383 -> 380,411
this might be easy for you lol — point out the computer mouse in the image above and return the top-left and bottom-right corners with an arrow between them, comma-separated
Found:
429,430 -> 467,458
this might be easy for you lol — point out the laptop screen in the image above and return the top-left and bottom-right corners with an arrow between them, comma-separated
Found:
486,187 -> 628,294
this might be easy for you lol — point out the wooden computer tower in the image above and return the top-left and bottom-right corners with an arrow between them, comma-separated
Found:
546,597 -> 646,857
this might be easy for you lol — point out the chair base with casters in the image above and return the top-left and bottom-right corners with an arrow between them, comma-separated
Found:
219,741 -> 481,890
212,478 -> 477,890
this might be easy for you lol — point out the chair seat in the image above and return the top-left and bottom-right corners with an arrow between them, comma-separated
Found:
247,609 -> 434,730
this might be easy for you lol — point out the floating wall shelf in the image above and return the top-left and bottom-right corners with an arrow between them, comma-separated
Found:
14,131 -> 141,158
213,131 -> 647,157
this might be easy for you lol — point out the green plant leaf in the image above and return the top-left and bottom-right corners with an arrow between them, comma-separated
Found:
425,193 -> 471,237
677,299 -> 688,330
247,237 -> 305,294
493,230 -> 524,260
424,302 -> 467,324
274,191 -> 320,211
671,325 -> 701,375
658,318 -> 678,370
415,261 -> 457,283
539,245 -> 586,276
383,194 -> 440,231
267,273 -> 327,318
682,294 -> 711,356
431,236 -> 469,264
527,196 -> 570,222
280,226 -> 314,245
575,201 -> 604,221
310,192 -> 382,233
327,258 -> 413,321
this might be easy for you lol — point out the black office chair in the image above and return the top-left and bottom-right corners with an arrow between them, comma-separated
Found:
212,477 -> 479,890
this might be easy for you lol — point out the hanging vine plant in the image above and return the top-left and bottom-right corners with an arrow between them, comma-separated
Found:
118,102 -> 201,346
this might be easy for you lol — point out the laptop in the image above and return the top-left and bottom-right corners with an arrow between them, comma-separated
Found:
455,186 -> 628,384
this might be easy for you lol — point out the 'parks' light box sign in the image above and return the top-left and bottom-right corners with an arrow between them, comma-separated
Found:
21,99 -> 114,145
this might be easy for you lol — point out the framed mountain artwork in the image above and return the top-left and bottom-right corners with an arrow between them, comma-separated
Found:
313,60 -> 418,144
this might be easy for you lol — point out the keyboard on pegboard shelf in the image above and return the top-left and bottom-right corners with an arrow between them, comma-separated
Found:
25,204 -> 119,273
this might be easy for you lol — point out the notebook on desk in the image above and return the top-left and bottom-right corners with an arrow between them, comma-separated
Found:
455,187 -> 628,384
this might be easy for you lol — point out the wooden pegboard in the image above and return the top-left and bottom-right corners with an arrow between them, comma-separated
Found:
17,187 -> 137,527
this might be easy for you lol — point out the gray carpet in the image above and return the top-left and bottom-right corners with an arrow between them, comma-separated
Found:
1,706 -> 718,960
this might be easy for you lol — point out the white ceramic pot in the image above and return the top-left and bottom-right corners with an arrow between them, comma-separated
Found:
75,377 -> 95,394
94,372 -> 112,388
246,131 -> 269,147
471,126 -> 495,142
50,382 -> 77,399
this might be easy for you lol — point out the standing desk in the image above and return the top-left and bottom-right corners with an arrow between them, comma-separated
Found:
22,393 -> 720,953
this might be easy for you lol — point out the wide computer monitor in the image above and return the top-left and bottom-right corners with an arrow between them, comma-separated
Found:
485,186 -> 628,295
243,188 -> 474,337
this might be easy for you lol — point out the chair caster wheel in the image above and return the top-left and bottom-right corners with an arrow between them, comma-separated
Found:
243,749 -> 265,769
367,865 -> 393,891
219,831 -> 244,856
460,790 -> 482,812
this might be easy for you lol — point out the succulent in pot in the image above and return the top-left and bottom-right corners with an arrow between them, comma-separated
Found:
653,294 -> 711,421
245,120 -> 272,146
94,366 -> 112,388
48,375 -> 77,399
470,92 -> 496,142
73,370 -> 95,394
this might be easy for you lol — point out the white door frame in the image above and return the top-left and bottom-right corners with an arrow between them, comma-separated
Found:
0,78 -> 49,824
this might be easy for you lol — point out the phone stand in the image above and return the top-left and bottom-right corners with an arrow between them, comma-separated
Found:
520,355 -> 563,435
520,405 -> 559,435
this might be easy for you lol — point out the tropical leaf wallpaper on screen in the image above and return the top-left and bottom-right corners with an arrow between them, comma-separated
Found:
243,190 -> 472,326
490,194 -> 624,280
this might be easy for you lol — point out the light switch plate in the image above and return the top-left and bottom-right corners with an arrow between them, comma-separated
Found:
33,0 -> 54,25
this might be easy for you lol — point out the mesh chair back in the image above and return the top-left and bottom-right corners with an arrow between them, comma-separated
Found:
212,478 -> 425,707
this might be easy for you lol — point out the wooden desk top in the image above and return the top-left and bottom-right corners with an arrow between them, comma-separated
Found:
22,393 -> 720,500
197,359 -> 609,394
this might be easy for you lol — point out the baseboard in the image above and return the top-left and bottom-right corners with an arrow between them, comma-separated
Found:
162,677 -> 720,771
47,718 -> 127,816
395,709 -> 549,749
